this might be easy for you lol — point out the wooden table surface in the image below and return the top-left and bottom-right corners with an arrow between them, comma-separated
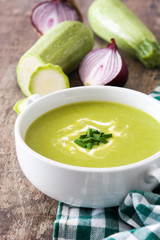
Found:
0,0 -> 160,239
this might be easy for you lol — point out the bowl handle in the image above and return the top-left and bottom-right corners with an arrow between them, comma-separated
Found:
27,94 -> 41,105
146,167 -> 160,183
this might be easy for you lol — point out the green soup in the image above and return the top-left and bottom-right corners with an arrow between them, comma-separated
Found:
25,101 -> 160,168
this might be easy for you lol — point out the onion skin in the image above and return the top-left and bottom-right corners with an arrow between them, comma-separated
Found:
31,0 -> 83,35
79,39 -> 128,87
107,59 -> 128,87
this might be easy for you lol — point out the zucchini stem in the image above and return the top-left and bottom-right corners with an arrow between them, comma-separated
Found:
135,40 -> 160,69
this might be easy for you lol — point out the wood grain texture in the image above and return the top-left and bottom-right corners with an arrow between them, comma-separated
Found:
0,0 -> 159,239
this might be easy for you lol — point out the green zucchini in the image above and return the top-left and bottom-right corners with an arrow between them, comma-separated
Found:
14,98 -> 28,114
17,21 -> 94,96
88,0 -> 160,68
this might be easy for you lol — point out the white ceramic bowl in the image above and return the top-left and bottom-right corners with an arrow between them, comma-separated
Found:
14,86 -> 160,208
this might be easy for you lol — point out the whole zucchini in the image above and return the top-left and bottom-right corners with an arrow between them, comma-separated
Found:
17,21 -> 94,96
88,0 -> 160,68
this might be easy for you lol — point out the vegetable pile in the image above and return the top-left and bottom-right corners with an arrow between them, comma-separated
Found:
14,0 -> 160,114
74,128 -> 113,149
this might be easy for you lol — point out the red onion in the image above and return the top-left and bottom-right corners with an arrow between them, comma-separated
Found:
31,0 -> 83,34
79,39 -> 128,87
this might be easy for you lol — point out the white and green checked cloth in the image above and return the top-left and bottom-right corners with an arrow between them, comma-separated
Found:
53,84 -> 160,240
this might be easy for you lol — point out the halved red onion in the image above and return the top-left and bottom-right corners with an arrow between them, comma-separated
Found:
79,39 -> 128,87
31,0 -> 83,34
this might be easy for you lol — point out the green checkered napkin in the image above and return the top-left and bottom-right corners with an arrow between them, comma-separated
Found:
53,188 -> 160,240
53,84 -> 160,240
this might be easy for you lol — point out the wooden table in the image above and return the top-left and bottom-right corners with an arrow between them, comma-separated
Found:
0,0 -> 159,239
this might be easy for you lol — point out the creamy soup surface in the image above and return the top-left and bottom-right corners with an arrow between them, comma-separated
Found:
25,101 -> 160,167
